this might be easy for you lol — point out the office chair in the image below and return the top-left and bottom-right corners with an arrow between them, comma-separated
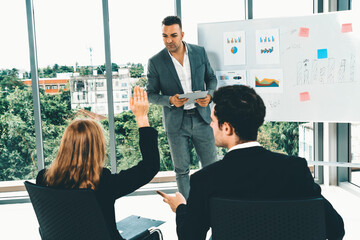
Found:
24,181 -> 163,240
210,197 -> 326,240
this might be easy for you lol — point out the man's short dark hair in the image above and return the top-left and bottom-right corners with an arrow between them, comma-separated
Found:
212,85 -> 266,141
162,16 -> 182,29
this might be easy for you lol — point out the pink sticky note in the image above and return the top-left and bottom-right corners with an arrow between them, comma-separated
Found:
298,27 -> 309,37
300,92 -> 310,102
341,23 -> 353,33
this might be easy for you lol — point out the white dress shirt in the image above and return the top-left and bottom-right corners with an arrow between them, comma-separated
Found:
228,141 -> 261,152
168,43 -> 195,110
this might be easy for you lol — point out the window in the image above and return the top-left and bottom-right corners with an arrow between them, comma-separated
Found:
350,123 -> 360,187
298,122 -> 314,160
76,81 -> 85,91
109,0 -> 173,170
97,93 -> 105,99
96,81 -> 104,88
109,0 -> 173,66
45,85 -> 51,89
87,82 -> 93,91
182,0 -> 245,44
122,106 -> 129,111
33,0 -> 104,169
60,85 -> 66,89
0,1 -> 36,181
253,0 -> 313,19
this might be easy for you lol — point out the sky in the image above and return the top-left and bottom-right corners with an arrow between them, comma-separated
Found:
1,0 -> 315,71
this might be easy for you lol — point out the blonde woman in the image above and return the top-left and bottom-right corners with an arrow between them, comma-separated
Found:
36,86 -> 159,240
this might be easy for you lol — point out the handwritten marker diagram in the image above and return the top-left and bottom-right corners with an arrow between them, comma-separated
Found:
300,92 -> 310,102
317,49 -> 328,59
341,23 -> 353,33
298,27 -> 309,37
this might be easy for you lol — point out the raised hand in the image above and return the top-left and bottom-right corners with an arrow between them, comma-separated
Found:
130,86 -> 150,127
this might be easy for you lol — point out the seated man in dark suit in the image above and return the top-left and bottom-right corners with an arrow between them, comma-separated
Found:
158,85 -> 345,240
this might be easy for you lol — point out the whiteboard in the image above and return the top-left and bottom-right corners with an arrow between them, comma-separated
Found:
198,11 -> 360,122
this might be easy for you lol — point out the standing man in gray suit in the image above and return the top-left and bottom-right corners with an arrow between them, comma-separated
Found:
147,16 -> 218,199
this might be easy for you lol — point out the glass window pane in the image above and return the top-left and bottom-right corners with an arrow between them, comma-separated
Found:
182,0 -> 245,44
259,122 -> 316,176
253,0 -> 313,19
33,0 -> 107,169
108,0 -> 174,171
350,123 -> 360,187
258,121 -> 304,156
353,1 -> 360,12
109,0 -> 173,66
0,1 -> 37,181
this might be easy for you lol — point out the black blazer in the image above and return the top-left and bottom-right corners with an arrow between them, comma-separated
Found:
36,127 -> 160,240
175,146 -> 345,240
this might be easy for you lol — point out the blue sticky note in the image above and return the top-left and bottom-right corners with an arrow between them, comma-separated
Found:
317,49 -> 328,59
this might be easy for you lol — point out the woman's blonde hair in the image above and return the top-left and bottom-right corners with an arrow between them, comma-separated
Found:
45,119 -> 106,190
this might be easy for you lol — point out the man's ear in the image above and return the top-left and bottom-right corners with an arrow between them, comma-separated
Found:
223,122 -> 234,136
181,31 -> 184,39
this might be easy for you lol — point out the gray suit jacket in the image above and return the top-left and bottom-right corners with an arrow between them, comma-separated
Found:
147,43 -> 217,133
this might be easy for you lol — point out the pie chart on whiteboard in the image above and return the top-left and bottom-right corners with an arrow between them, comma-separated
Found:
231,46 -> 238,54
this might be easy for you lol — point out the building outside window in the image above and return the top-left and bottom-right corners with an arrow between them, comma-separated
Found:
69,69 -> 136,115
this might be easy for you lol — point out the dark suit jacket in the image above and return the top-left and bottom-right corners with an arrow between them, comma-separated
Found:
176,146 -> 345,240
146,43 -> 217,133
36,127 -> 160,240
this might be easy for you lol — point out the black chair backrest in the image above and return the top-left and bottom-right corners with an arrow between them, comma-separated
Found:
24,181 -> 112,240
210,197 -> 326,240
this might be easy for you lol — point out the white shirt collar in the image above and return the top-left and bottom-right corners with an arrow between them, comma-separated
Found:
228,141 -> 261,152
